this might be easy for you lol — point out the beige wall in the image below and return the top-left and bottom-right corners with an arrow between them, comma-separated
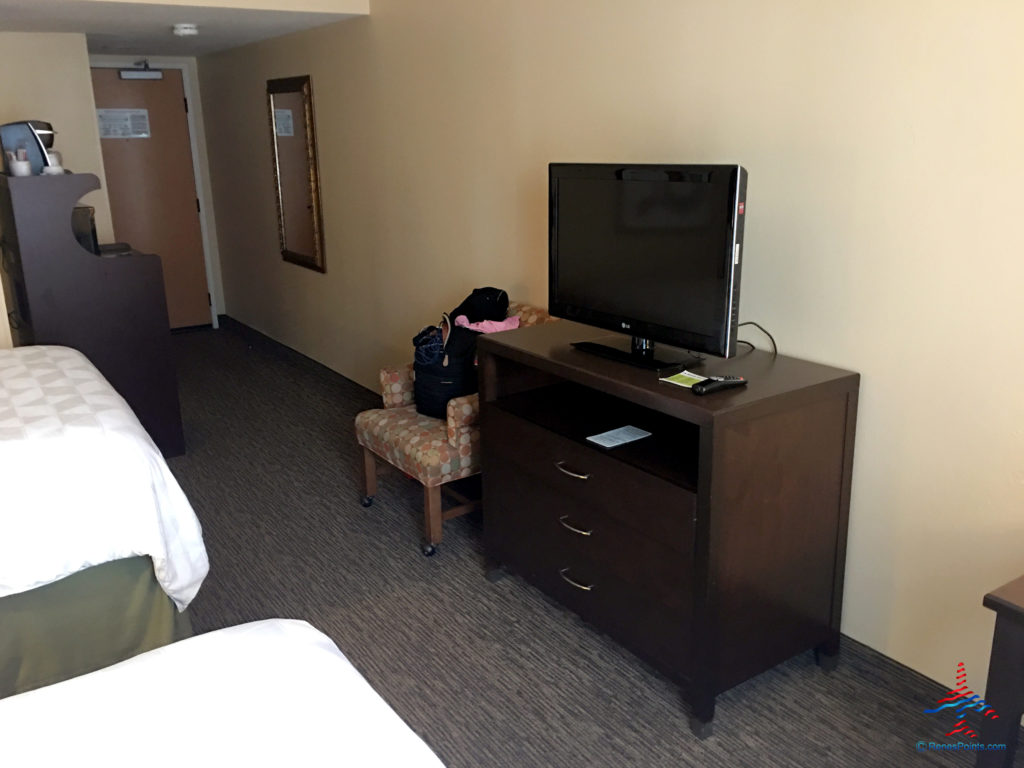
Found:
199,0 -> 1024,692
0,31 -> 114,349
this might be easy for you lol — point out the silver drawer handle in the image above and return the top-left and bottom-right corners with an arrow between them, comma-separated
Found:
558,515 -> 592,537
559,568 -> 594,592
554,460 -> 591,481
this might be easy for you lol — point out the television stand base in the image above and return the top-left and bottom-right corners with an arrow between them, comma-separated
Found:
571,336 -> 702,373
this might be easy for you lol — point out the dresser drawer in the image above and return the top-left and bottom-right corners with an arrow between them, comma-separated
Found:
485,462 -> 691,609
482,406 -> 695,550
494,528 -> 690,679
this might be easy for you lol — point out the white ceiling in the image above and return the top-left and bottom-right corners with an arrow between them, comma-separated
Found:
0,0 -> 360,56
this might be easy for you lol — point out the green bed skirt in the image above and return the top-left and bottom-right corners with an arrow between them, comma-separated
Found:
0,556 -> 192,698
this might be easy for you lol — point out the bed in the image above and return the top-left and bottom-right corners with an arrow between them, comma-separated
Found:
0,618 -> 445,766
0,345 -> 208,696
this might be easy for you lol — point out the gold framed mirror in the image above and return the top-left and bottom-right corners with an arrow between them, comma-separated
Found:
267,75 -> 325,272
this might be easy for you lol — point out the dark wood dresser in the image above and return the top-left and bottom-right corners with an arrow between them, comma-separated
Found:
977,574 -> 1024,767
0,173 -> 185,456
478,320 -> 859,736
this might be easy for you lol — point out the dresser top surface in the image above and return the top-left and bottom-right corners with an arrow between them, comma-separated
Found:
984,574 -> 1024,618
479,320 -> 859,424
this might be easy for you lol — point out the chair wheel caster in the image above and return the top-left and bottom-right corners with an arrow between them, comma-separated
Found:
361,495 -> 374,507
421,543 -> 437,557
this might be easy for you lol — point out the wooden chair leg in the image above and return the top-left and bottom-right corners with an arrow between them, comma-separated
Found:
361,447 -> 377,506
423,484 -> 443,555
439,482 -> 482,519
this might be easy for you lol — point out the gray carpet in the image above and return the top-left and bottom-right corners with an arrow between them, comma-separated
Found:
167,321 -> 1020,768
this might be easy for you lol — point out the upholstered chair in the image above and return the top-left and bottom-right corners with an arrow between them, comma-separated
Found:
354,301 -> 556,555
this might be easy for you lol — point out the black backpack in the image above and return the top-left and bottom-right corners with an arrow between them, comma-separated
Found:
412,288 -> 509,419
449,287 -> 509,324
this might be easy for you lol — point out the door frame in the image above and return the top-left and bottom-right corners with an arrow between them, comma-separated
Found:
90,55 -> 222,329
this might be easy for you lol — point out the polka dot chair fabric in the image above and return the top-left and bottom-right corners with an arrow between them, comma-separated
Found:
506,300 -> 559,329
379,363 -> 415,409
354,301 -> 555,550
445,394 -> 479,447
354,405 -> 480,487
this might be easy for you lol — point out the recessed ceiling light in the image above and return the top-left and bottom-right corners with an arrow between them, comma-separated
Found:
172,23 -> 199,37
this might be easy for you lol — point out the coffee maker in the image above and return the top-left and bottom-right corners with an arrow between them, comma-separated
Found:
0,120 -> 57,175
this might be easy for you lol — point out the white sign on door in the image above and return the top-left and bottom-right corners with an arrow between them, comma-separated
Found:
97,108 -> 151,139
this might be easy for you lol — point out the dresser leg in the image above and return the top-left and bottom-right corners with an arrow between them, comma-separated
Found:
689,715 -> 713,739
687,693 -> 715,739
815,636 -> 841,672
688,716 -> 712,741
485,560 -> 507,582
976,614 -> 1024,768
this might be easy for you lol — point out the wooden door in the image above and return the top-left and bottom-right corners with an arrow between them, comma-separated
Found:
91,68 -> 210,328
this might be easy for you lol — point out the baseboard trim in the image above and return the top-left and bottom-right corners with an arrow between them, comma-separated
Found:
214,315 -> 376,397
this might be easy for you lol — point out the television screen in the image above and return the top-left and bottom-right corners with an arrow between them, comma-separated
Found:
549,164 -> 747,368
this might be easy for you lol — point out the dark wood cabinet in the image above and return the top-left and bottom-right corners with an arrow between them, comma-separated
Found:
0,173 -> 185,456
478,320 -> 859,735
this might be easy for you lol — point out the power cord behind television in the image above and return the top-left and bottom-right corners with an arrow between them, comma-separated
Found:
737,321 -> 778,356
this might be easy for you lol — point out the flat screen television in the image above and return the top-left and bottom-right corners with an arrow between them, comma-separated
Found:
548,163 -> 747,371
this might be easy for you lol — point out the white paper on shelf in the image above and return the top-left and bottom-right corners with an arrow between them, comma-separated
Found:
586,425 -> 652,448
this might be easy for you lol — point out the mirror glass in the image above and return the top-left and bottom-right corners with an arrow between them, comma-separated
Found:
267,75 -> 324,272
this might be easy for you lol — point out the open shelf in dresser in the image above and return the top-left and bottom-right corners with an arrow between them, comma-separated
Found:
491,379 -> 699,491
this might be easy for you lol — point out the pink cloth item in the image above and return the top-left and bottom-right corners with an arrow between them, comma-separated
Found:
454,315 -> 520,333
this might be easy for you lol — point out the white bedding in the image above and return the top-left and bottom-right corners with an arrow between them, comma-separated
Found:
0,345 -> 208,609
0,619 -> 445,766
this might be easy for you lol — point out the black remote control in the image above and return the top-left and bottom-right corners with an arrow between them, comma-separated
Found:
691,375 -> 747,396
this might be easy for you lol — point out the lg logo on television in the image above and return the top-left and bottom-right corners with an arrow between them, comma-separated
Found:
621,322 -> 631,330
